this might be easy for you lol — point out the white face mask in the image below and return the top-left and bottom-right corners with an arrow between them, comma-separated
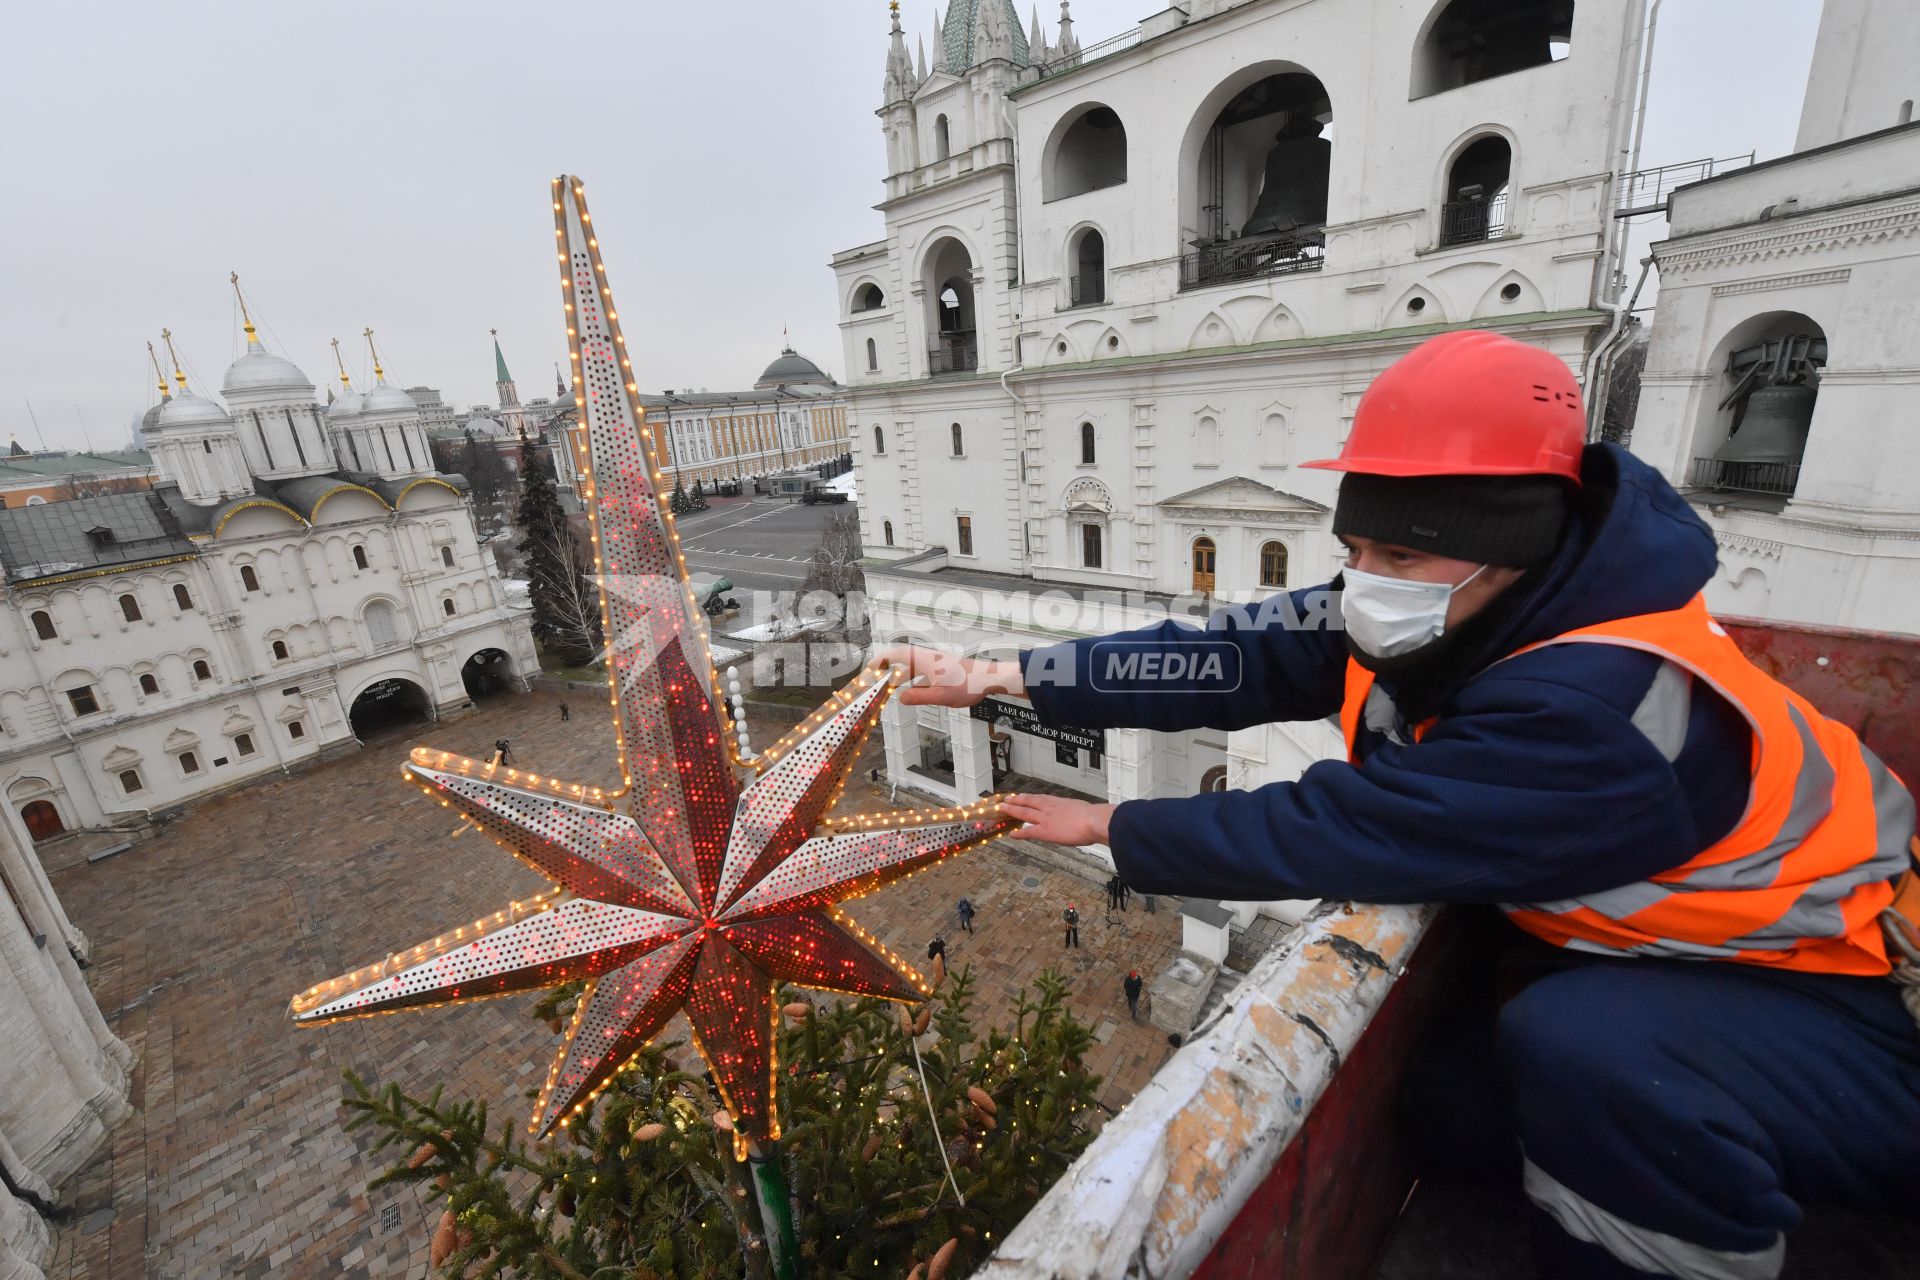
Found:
1339,564 -> 1487,659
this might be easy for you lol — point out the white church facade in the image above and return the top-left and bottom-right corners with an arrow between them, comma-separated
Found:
833,0 -> 1647,918
0,312 -> 535,851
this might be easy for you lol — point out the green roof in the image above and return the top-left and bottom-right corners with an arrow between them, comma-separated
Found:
494,337 -> 513,385
0,450 -> 153,481
943,0 -> 1029,72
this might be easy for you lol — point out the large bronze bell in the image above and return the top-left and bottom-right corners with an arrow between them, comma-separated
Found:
1241,113 -> 1332,239
1715,384 -> 1817,466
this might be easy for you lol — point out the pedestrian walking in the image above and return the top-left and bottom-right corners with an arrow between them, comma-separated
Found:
1062,905 -> 1080,950
559,700 -> 571,722
1118,879 -> 1132,911
492,738 -> 513,766
926,935 -> 946,964
956,897 -> 976,934
1124,970 -> 1144,1021
1104,874 -> 1122,912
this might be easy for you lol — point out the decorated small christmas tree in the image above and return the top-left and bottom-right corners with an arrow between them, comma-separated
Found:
670,478 -> 693,514
342,967 -> 1099,1279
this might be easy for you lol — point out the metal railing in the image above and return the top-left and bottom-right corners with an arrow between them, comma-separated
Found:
1687,456 -> 1801,497
1028,27 -> 1144,82
1068,273 -> 1106,306
927,339 -> 979,376
1179,233 -> 1325,291
1616,153 -> 1756,215
1439,192 -> 1510,246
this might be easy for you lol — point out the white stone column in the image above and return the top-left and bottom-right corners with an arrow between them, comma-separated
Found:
0,825 -> 129,1078
1102,728 -> 1148,804
0,1143 -> 52,1280
948,706 -> 994,801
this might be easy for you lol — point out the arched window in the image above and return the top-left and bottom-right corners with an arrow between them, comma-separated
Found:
853,283 -> 885,312
235,733 -> 255,757
1192,536 -> 1217,594
1184,69 -> 1332,284
443,598 -> 457,617
925,238 -> 978,375
365,600 -> 398,649
1070,229 -> 1106,306
288,720 -> 306,740
240,565 -> 260,592
119,594 -> 142,622
138,673 -> 159,696
883,520 -> 895,546
441,545 -> 455,568
956,515 -> 974,557
178,750 -> 200,775
192,659 -> 212,682
1047,105 -> 1129,200
1080,422 -> 1096,465
951,423 -> 964,456
173,583 -> 193,610
353,545 -> 370,571
1413,0 -> 1573,99
118,769 -> 143,795
30,610 -> 55,641
1260,540 -> 1289,588
1440,135 -> 1512,246
1689,312 -> 1826,499
934,114 -> 951,161
866,338 -> 878,372
873,425 -> 886,455
272,640 -> 289,661
1201,765 -> 1229,792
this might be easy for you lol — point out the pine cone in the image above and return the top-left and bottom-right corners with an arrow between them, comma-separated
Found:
898,1005 -> 915,1036
912,1005 -> 933,1036
783,1001 -> 811,1021
712,1109 -> 734,1133
430,1209 -> 457,1265
929,1237 -> 961,1280
966,1086 -> 997,1116
632,1122 -> 667,1143
546,1017 -> 563,1034
971,1106 -> 997,1132
556,1187 -> 576,1217
932,955 -> 947,986
861,1132 -> 883,1161
434,1172 -> 452,1191
905,1266 -> 925,1280
407,1141 -> 438,1169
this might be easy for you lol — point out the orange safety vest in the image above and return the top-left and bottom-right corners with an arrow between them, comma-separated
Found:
1339,594 -> 1916,977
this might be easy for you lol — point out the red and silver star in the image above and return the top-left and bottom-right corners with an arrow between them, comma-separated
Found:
288,175 -> 1015,1146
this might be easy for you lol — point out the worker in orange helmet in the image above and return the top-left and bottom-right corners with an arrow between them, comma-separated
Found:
879,330 -> 1920,1279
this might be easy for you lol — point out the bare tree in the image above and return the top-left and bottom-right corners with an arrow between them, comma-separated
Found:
796,511 -> 867,644
60,472 -> 151,501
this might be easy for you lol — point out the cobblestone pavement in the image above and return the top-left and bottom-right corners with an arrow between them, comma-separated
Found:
43,689 -> 1186,1278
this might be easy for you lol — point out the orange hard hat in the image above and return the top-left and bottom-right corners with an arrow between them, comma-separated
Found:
1302,330 -> 1584,483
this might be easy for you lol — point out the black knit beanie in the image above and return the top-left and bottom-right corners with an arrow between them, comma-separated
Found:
1333,472 -> 1570,568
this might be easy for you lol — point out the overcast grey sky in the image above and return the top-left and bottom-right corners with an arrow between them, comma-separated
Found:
0,0 -> 1814,455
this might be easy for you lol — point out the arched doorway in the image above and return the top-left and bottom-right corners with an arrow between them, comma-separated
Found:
1440,135 -> 1512,245
19,800 -> 63,842
461,648 -> 516,699
924,238 -> 978,375
348,678 -> 434,739
1192,536 -> 1218,594
1200,765 -> 1229,793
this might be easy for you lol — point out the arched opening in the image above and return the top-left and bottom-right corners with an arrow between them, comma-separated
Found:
1441,134 -> 1513,245
1688,312 -> 1827,499
951,423 -> 965,456
364,599 -> 400,650
19,800 -> 63,842
353,544 -> 370,571
138,673 -> 159,695
924,238 -> 978,375
873,425 -> 887,456
119,594 -> 142,622
271,639 -> 290,662
1080,521 -> 1104,569
441,545 -> 455,567
1413,0 -> 1574,99
853,282 -> 886,312
461,648 -> 516,700
1069,228 -> 1107,306
1192,536 -> 1217,594
240,565 -> 260,592
1047,105 -> 1129,200
1183,68 -> 1332,288
866,338 -> 879,372
1260,540 -> 1289,588
191,659 -> 212,682
1080,422 -> 1096,465
349,677 -> 433,738
442,598 -> 457,617
173,583 -> 193,610
30,610 -> 55,641
934,114 -> 951,161
883,520 -> 895,546
1200,765 -> 1229,793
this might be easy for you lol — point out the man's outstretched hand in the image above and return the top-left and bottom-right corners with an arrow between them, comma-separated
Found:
871,645 -> 1026,708
1001,793 -> 1115,847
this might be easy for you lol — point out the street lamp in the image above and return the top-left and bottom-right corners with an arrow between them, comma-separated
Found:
659,390 -> 688,478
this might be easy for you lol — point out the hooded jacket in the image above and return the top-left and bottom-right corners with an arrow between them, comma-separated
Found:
1021,444 -> 1758,906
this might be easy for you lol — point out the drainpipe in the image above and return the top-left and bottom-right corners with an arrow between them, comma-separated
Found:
1586,254 -> 1657,440
1583,0 -> 1660,437
998,97 -> 1037,565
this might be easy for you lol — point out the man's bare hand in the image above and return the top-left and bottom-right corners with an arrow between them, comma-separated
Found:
870,645 -> 1025,707
1000,793 -> 1115,847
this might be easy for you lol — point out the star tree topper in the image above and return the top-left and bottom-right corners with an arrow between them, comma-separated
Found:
289,175 -> 1016,1149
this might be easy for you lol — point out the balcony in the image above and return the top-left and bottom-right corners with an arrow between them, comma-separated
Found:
1438,193 -> 1509,247
1686,456 -> 1801,497
927,333 -> 979,376
1179,233 -> 1325,291
1067,273 -> 1106,307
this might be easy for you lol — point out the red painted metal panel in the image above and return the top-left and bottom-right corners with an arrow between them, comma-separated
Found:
1722,616 -> 1920,782
1191,916 -> 1467,1280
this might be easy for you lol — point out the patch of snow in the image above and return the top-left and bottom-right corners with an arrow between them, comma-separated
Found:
823,472 -> 857,500
501,578 -> 531,609
724,619 -> 829,643
709,643 -> 746,665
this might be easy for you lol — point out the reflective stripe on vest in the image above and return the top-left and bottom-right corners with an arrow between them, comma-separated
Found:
1338,595 -> 1913,976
